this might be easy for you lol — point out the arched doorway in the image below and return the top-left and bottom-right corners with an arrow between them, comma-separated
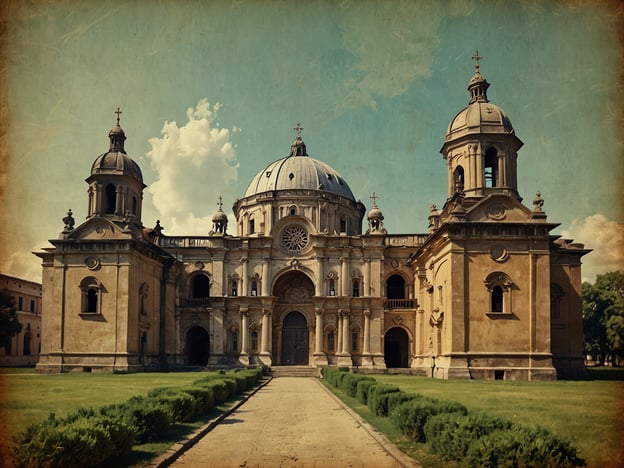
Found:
281,311 -> 309,365
384,327 -> 409,368
186,326 -> 209,366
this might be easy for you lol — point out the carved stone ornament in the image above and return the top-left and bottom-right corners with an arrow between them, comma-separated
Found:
84,256 -> 101,271
195,261 -> 205,270
489,246 -> 509,263
487,205 -> 506,220
429,308 -> 444,327
392,315 -> 403,325
391,259 -> 399,269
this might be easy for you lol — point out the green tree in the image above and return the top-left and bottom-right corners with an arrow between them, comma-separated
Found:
582,271 -> 624,366
0,288 -> 23,351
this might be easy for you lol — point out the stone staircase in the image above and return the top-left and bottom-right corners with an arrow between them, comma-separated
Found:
270,365 -> 319,378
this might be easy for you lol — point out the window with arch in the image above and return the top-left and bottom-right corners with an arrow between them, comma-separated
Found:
453,165 -> 465,193
191,275 -> 210,299
231,279 -> 238,296
484,147 -> 498,188
248,218 -> 255,234
386,274 -> 406,299
251,329 -> 259,352
352,279 -> 360,297
79,276 -> 103,314
23,332 -> 32,356
340,216 -> 347,233
484,272 -> 513,314
132,196 -> 138,215
251,280 -> 258,296
551,284 -> 565,320
328,279 -> 336,296
351,327 -> 360,353
230,327 -> 239,353
104,184 -> 117,214
326,327 -> 335,353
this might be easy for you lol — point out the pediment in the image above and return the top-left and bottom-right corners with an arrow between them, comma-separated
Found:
465,195 -> 534,223
67,218 -> 134,240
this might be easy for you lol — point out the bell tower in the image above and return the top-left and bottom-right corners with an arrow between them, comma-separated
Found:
441,52 -> 523,208
85,108 -> 145,226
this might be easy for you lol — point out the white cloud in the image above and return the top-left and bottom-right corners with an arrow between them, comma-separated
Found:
561,214 -> 624,283
145,99 -> 239,235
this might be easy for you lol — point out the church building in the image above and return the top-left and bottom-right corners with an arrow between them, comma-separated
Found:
35,58 -> 589,380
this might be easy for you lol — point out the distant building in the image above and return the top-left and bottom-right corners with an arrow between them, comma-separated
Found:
35,58 -> 589,379
0,274 -> 42,367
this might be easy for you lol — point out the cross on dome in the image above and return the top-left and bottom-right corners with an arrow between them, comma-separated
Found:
370,191 -> 380,208
217,195 -> 224,210
294,122 -> 304,137
115,107 -> 122,126
472,50 -> 483,73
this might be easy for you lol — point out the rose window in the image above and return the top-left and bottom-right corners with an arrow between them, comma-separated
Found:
280,224 -> 309,253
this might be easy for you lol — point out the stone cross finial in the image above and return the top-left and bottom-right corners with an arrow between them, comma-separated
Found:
217,195 -> 223,210
294,122 -> 303,137
115,107 -> 122,126
370,191 -> 380,207
472,50 -> 483,72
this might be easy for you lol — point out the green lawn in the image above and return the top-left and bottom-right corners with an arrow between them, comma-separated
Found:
0,369 -> 225,466
334,371 -> 624,468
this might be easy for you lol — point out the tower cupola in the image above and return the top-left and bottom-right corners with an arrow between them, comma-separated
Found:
86,109 -> 146,225
210,195 -> 229,235
441,51 -> 523,207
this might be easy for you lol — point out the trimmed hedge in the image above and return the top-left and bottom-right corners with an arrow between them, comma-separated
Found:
464,425 -> 585,468
390,396 -> 467,442
376,391 -> 421,417
13,367 -> 265,468
423,412 -> 513,461
340,373 -> 375,398
13,413 -> 135,468
355,379 -> 376,404
367,384 -> 400,416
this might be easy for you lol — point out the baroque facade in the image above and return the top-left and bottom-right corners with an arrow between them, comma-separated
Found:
36,61 -> 589,379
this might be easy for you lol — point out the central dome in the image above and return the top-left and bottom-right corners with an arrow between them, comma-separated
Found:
244,136 -> 355,201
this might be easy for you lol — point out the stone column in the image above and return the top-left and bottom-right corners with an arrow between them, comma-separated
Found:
313,307 -> 328,366
337,311 -> 352,367
241,258 -> 248,296
340,256 -> 349,296
259,308 -> 272,366
341,312 -> 350,355
115,185 -> 123,215
208,309 -> 225,366
239,307 -> 249,365
95,183 -> 103,216
361,308 -> 373,367
336,311 -> 343,357
261,259 -> 270,296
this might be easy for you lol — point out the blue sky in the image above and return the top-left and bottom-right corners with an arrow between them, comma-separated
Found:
2,0 -> 622,282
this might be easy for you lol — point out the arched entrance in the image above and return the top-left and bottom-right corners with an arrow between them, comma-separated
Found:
186,326 -> 209,366
281,311 -> 309,365
384,327 -> 409,368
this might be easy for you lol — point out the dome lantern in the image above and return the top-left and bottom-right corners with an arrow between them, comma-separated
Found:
468,50 -> 490,104
289,123 -> 307,156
